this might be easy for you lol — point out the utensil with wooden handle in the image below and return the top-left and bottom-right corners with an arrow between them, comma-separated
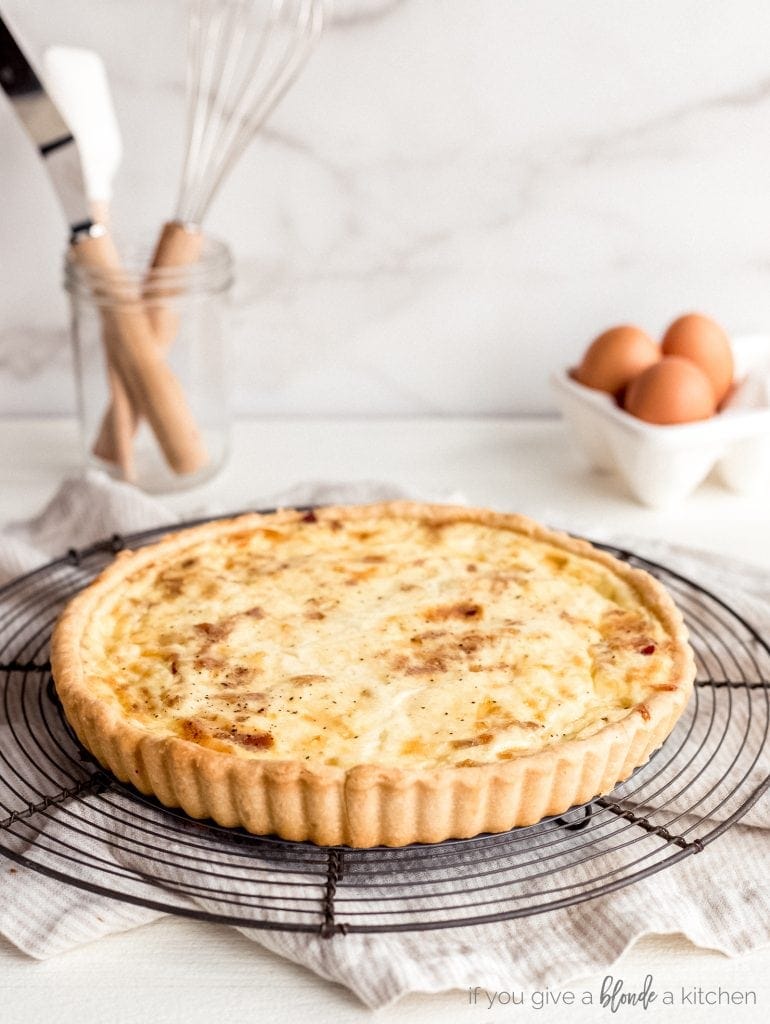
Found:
0,13 -> 208,476
43,44 -> 137,479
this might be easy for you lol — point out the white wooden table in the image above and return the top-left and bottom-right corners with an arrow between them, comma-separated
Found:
0,416 -> 768,1024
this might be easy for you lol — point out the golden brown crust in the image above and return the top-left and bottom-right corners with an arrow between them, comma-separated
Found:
51,502 -> 695,847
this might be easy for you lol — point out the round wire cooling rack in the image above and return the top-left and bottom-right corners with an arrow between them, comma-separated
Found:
1,513 -> 769,937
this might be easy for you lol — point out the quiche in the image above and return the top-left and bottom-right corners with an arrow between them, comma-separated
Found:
51,502 -> 695,847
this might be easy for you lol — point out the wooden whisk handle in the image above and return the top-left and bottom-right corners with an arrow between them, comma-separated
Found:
147,220 -> 204,350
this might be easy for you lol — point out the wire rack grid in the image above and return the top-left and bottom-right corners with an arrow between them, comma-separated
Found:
0,513 -> 768,937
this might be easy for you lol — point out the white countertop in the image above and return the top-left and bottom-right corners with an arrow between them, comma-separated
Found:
1,415 -> 768,1024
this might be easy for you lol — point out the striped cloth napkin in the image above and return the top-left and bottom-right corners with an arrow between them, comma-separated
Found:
0,471 -> 768,1009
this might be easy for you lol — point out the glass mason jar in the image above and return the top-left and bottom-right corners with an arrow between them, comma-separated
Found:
65,232 -> 233,493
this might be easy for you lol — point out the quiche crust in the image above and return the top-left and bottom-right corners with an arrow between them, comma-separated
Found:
51,502 -> 695,847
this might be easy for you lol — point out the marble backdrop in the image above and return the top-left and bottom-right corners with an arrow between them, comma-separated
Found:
3,0 -> 770,416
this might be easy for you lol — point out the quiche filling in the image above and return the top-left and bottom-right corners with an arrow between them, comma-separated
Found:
79,510 -> 676,770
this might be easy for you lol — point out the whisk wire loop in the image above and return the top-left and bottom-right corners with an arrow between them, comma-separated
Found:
176,0 -> 326,225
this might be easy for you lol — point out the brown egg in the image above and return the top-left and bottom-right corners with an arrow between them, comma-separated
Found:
661,313 -> 734,405
575,325 -> 660,395
624,356 -> 716,425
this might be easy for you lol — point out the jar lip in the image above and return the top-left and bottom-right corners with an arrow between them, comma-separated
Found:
64,228 -> 234,302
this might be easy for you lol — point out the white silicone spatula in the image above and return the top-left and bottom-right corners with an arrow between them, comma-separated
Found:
42,46 -> 123,226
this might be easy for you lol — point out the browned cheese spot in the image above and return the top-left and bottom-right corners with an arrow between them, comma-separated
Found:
457,633 -> 487,655
217,664 -> 260,689
496,748 -> 534,760
216,690 -> 268,704
178,718 -> 207,742
259,528 -> 288,542
591,610 -> 660,679
423,602 -> 483,622
450,733 -> 494,749
392,652 -> 448,676
194,620 -> 233,643
544,553 -> 569,571
218,729 -> 274,750
157,572 -> 184,598
421,521 -> 447,545
398,627 -> 497,677
194,655 -> 225,672
477,696 -> 541,732
487,573 -> 529,596
400,737 -> 427,756
560,609 -> 582,626
407,656 -> 447,676
410,630 -> 448,644
345,567 -> 379,586
228,530 -> 252,543
600,609 -> 654,650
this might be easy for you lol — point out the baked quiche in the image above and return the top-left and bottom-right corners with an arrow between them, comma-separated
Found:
51,502 -> 695,847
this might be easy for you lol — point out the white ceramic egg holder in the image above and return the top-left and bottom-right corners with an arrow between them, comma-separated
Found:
551,335 -> 770,508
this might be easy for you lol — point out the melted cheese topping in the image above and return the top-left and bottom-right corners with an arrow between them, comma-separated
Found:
80,512 -> 677,769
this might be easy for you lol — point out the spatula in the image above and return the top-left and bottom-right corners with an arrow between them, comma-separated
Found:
42,45 -> 135,476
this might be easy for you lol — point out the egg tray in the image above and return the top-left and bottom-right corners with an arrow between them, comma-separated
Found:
551,334 -> 770,508
0,512 -> 768,936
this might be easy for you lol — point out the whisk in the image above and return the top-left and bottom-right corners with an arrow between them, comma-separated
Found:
95,0 -> 327,467
153,0 -> 326,329
180,0 -> 326,225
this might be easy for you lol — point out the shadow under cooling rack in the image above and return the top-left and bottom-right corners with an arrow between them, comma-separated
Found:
1,515 -> 769,936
